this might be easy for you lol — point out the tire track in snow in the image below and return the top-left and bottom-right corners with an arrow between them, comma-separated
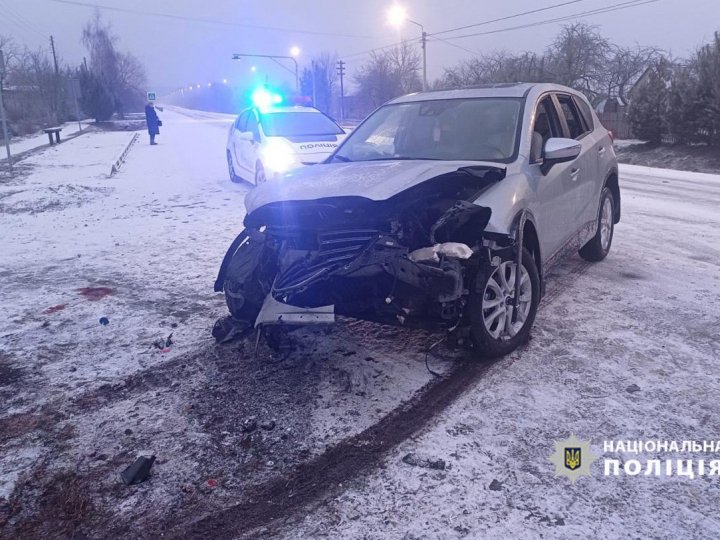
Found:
161,262 -> 593,537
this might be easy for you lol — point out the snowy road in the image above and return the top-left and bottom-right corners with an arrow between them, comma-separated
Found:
280,164 -> 720,539
1,110 -> 719,538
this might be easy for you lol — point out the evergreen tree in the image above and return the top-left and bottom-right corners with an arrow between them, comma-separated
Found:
695,32 -> 720,146
666,67 -> 702,144
628,59 -> 670,144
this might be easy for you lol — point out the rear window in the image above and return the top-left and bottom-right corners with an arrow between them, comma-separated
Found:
573,96 -> 595,131
557,94 -> 591,139
260,112 -> 343,137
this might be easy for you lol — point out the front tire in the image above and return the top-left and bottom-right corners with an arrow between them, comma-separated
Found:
579,187 -> 615,262
467,247 -> 540,358
255,162 -> 266,185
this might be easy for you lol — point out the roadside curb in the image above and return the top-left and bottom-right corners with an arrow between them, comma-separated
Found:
109,132 -> 139,177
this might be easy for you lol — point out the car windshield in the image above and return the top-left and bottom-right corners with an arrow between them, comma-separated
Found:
260,111 -> 344,137
333,98 -> 522,163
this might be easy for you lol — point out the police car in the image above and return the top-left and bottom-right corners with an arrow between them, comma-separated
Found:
226,103 -> 347,185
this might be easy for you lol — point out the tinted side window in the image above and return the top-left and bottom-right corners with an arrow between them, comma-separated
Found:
531,96 -> 562,163
557,94 -> 586,139
246,112 -> 260,140
573,96 -> 594,131
235,112 -> 248,132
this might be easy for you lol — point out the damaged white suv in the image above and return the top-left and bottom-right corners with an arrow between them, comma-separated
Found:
214,83 -> 619,357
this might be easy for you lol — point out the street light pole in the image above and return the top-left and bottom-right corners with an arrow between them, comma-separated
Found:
407,19 -> 427,91
232,53 -> 299,93
291,57 -> 299,94
387,7 -> 428,92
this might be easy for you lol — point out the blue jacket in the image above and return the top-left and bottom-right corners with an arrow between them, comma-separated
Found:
145,105 -> 160,135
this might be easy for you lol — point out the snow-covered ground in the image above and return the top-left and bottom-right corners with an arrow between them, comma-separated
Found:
1,108 -> 718,538
281,163 -> 720,539
1,119 -> 93,160
0,108 -> 449,536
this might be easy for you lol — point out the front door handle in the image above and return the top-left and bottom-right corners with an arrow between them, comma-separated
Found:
570,168 -> 580,180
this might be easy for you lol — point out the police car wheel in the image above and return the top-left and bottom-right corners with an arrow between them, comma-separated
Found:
255,163 -> 266,185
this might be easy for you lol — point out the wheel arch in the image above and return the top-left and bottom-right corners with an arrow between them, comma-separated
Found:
509,210 -> 543,296
604,169 -> 620,223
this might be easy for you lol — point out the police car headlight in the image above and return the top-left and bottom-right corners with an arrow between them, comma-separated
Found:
261,140 -> 298,173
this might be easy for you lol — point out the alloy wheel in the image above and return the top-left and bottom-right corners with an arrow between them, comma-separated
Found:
482,261 -> 532,341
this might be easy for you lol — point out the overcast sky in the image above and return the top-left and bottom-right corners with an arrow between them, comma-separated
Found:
1,0 -> 716,92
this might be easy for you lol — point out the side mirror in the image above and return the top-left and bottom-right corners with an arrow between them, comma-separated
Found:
541,137 -> 581,175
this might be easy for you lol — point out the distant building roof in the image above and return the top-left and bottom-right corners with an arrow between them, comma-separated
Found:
596,97 -> 626,113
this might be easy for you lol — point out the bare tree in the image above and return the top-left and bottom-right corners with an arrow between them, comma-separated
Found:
603,45 -> 663,100
0,35 -> 19,66
300,52 -> 338,115
545,22 -> 609,99
441,50 -> 550,88
386,41 -> 422,94
81,12 -> 146,117
354,42 -> 421,111
115,51 -> 146,113
1,42 -> 60,130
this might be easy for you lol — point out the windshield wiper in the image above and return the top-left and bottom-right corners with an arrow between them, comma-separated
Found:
364,157 -> 442,162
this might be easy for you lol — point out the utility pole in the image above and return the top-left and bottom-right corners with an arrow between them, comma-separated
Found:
421,30 -> 427,91
49,36 -> 61,124
0,50 -> 12,172
336,60 -> 346,121
311,59 -> 317,109
69,78 -> 82,131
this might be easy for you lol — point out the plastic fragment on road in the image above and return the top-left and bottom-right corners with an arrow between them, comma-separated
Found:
99,317 -> 109,326
152,333 -> 173,351
120,455 -> 156,485
409,242 -> 473,263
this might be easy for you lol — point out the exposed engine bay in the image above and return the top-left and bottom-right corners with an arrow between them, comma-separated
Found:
215,165 -> 511,333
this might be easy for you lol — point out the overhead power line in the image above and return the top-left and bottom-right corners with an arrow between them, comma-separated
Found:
441,0 -> 660,41
1,3 -> 49,40
342,0 -> 659,61
45,0 -> 376,39
432,0 -> 589,37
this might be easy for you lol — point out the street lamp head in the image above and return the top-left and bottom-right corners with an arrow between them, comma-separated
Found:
387,4 -> 408,27
290,46 -> 301,57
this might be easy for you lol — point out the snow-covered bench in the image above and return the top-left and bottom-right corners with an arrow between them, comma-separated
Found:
42,127 -> 63,145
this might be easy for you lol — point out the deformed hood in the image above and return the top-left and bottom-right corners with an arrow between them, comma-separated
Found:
244,160 -> 506,215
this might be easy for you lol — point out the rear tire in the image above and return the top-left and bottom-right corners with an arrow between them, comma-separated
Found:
467,247 -> 540,358
579,187 -> 615,262
227,151 -> 241,183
